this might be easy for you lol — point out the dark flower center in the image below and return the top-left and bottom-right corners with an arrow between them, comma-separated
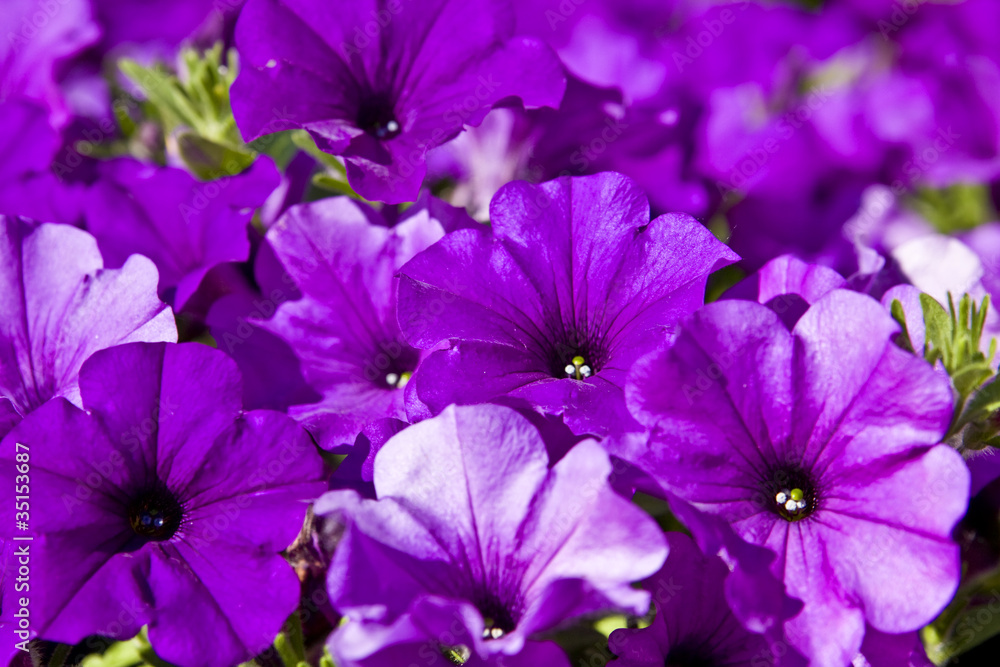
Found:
367,344 -> 420,390
665,643 -> 718,667
434,591 -> 518,665
127,485 -> 183,541
548,331 -> 607,380
476,592 -> 519,640
356,93 -> 401,140
761,465 -> 818,522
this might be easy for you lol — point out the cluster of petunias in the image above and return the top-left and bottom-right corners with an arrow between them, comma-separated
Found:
0,0 -> 996,666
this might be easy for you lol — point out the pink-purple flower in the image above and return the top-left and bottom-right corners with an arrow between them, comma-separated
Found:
398,172 -> 737,436
230,0 -> 566,203
0,342 -> 325,667
315,403 -> 667,666
624,289 -> 969,666
0,216 -> 175,420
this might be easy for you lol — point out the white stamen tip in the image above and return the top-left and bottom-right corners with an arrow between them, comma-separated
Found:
265,58 -> 277,68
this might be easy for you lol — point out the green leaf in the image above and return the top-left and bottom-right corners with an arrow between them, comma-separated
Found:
890,298 -> 915,353
119,43 -> 256,180
176,133 -> 255,181
594,615 -> 628,638
951,361 -> 995,400
312,172 -> 370,203
962,379 -> 1000,428
921,293 -> 952,365
924,590 -> 1000,664
911,183 -> 998,234
290,130 -> 348,172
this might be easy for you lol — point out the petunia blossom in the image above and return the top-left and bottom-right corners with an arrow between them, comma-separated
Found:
315,403 -> 667,666
212,195 -> 475,450
0,100 -> 87,224
0,0 -> 99,123
398,172 -> 737,436
0,216 -> 176,420
0,342 -> 325,667
608,533 -> 775,667
624,289 -> 968,667
230,0 -> 566,203
83,157 -> 280,311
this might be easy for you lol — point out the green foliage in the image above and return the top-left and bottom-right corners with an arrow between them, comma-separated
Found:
119,44 -> 256,180
912,184 -> 998,235
704,265 -> 745,304
910,292 -> 1000,448
75,628 -> 175,667
924,566 -> 1000,665
921,293 -> 996,404
889,298 -> 916,353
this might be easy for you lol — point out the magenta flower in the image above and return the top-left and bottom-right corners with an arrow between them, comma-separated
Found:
0,100 -> 87,224
608,533 -> 774,667
214,195 -> 475,450
83,157 -> 279,311
0,0 -> 99,122
315,404 -> 667,666
230,0 -> 566,203
0,216 -> 175,420
0,342 -> 325,667
398,172 -> 737,436
625,289 -> 968,667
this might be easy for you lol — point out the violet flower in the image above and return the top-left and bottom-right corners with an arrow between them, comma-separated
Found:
0,342 -> 325,667
230,0 -> 566,203
398,172 -> 737,436
83,157 -> 279,311
315,403 -> 667,666
608,533 -> 774,667
0,100 -> 87,224
214,195 -> 475,450
90,0 -> 228,54
0,0 -> 99,123
0,216 -> 175,420
625,289 -> 969,667
724,254 -> 847,329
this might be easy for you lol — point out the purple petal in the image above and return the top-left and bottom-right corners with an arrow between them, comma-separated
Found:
0,219 -> 176,416
791,290 -> 953,472
147,541 -> 300,667
84,158 -> 279,310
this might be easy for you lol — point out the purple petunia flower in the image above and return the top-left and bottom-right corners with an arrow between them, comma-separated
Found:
0,100 -> 87,224
724,254 -> 848,329
608,532 -> 774,667
0,342 -> 325,667
397,172 -> 737,436
212,195 -> 475,450
624,289 -> 968,667
83,157 -> 279,311
1,0 -> 99,123
0,216 -> 176,421
90,0 -> 232,54
230,0 -> 566,203
315,403 -> 667,666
